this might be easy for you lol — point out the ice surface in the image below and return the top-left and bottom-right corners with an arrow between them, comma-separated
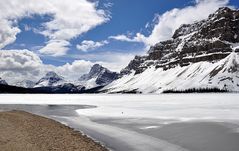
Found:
0,94 -> 239,121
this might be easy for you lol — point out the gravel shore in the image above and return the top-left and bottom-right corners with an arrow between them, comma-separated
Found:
0,110 -> 108,151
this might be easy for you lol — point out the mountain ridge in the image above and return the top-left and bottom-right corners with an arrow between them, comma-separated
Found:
0,64 -> 118,93
104,7 -> 239,93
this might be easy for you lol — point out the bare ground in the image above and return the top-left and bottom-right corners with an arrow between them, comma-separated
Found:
0,110 -> 108,151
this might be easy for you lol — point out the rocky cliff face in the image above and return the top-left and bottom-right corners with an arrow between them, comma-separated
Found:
105,7 -> 239,93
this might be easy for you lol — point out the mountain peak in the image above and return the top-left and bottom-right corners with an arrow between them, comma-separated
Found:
45,71 -> 62,78
212,7 -> 234,16
0,78 -> 8,85
79,64 -> 119,87
80,64 -> 108,81
90,64 -> 107,76
172,7 -> 239,41
92,64 -> 103,69
35,71 -> 64,87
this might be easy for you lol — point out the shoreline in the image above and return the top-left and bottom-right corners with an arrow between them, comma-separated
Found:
0,94 -> 239,151
0,110 -> 108,151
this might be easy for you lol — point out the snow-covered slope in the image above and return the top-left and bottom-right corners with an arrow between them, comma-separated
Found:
34,71 -> 65,87
104,7 -> 239,93
105,52 -> 239,93
79,64 -> 119,89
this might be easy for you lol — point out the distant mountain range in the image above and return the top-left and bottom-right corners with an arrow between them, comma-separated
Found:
1,7 -> 239,93
15,80 -> 36,88
0,64 -> 117,93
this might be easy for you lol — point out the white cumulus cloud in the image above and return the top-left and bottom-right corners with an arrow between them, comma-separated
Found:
39,40 -> 70,56
0,20 -> 21,49
0,49 -> 45,84
56,60 -> 93,80
0,0 -> 109,56
109,33 -> 147,44
109,35 -> 137,42
76,40 -> 109,52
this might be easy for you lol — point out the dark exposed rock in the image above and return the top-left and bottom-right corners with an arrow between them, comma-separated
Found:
79,64 -> 119,86
0,83 -> 86,94
46,83 -> 85,93
120,56 -> 147,76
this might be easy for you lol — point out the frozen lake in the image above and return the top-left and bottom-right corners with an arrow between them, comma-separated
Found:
0,94 -> 239,151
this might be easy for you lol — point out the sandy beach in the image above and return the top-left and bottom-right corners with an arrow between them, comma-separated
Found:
0,110 -> 107,151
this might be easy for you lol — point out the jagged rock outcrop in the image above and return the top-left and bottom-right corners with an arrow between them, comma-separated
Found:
120,56 -> 147,75
79,64 -> 119,87
105,7 -> 239,93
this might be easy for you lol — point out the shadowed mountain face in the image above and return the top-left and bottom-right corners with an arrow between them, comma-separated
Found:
79,64 -> 119,86
105,7 -> 239,93
0,78 -> 7,85
35,71 -> 64,87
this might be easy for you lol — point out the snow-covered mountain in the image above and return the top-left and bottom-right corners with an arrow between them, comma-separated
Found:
16,80 -> 36,88
79,64 -> 119,88
8,64 -> 118,92
0,78 -> 8,85
34,71 -> 65,87
104,7 -> 239,93
33,72 -> 86,92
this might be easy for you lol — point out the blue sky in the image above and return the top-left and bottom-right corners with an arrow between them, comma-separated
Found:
4,0 -> 237,66
0,0 -> 238,83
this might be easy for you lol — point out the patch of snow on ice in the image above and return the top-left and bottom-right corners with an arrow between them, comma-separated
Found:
140,126 -> 160,130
